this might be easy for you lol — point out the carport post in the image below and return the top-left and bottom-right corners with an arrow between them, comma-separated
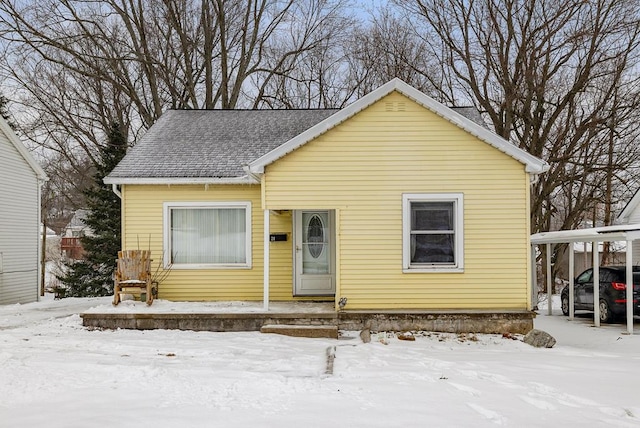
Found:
546,243 -> 552,316
625,240 -> 633,335
569,243 -> 574,320
263,209 -> 270,311
531,244 -> 538,310
593,241 -> 600,327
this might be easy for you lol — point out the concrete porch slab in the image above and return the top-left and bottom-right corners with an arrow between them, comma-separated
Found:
81,311 -> 337,332
80,300 -> 535,334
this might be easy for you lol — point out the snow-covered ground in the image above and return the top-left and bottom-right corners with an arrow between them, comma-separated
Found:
1,295 -> 639,427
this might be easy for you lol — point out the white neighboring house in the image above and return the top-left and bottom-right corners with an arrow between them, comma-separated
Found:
617,190 -> 640,264
0,116 -> 48,304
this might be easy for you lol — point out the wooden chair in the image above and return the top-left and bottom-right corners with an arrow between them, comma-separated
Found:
113,250 -> 153,305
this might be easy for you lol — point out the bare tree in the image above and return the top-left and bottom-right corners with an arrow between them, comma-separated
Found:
4,1 -> 640,274
258,4 -> 451,109
39,153 -> 94,295
0,0 -> 352,175
253,1 -> 357,108
41,154 -> 95,235
345,7 -> 446,101
396,0 -> 640,238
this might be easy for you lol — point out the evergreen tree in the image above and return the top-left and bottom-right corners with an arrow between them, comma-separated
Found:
59,123 -> 127,296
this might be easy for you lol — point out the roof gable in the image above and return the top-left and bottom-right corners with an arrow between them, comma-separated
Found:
105,79 -> 548,185
0,116 -> 47,181
617,188 -> 640,224
248,78 -> 548,175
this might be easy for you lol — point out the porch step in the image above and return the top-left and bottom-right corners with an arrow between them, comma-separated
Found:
260,324 -> 338,339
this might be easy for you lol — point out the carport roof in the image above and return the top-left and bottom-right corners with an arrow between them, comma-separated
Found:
531,224 -> 640,244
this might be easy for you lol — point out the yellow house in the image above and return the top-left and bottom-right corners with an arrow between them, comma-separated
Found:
105,79 -> 548,331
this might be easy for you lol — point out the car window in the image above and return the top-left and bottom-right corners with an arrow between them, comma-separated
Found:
576,269 -> 592,283
600,270 -> 616,283
607,269 -> 639,284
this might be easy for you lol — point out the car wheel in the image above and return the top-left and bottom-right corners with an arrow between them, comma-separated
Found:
599,299 -> 613,323
561,295 -> 570,316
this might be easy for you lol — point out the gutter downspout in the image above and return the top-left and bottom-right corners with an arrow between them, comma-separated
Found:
242,165 -> 262,184
37,178 -> 45,300
528,172 -> 538,309
529,173 -> 540,186
243,165 -> 269,309
111,184 -> 124,255
263,209 -> 270,311
112,184 -> 122,199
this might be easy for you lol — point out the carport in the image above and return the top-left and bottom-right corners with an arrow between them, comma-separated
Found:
530,224 -> 640,334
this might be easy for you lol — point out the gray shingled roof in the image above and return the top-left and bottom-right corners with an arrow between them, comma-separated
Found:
107,109 -> 339,180
451,106 -> 488,129
106,107 -> 487,181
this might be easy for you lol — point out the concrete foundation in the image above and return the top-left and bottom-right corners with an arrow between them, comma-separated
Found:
81,312 -> 337,332
81,310 -> 535,335
338,311 -> 535,334
261,324 -> 339,339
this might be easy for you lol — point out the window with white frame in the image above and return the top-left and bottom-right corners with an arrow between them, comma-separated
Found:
164,202 -> 251,268
402,193 -> 464,272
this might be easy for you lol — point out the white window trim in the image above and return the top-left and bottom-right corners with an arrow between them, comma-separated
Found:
402,193 -> 464,273
163,201 -> 252,269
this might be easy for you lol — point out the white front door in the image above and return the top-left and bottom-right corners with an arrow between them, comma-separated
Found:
294,210 -> 335,296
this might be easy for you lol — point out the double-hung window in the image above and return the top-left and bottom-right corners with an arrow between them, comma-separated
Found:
164,202 -> 251,268
402,193 -> 464,272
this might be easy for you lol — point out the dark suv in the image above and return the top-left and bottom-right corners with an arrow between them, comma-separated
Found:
561,266 -> 640,323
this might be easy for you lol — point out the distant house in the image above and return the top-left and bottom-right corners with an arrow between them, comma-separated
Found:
616,189 -> 640,264
60,209 -> 91,260
42,225 -> 57,237
104,79 -> 548,332
0,116 -> 47,304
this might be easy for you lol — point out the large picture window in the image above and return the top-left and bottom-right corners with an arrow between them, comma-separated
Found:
164,202 -> 251,268
402,193 -> 464,272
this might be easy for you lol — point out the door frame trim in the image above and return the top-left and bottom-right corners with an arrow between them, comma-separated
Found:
293,210 -> 336,296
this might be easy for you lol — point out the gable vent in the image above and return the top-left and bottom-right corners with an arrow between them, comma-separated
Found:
385,101 -> 406,112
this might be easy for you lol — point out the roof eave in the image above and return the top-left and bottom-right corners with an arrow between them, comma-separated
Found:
526,162 -> 550,175
103,176 -> 259,185
0,116 -> 48,181
616,188 -> 640,224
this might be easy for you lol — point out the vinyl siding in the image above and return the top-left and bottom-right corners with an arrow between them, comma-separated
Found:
122,184 -> 316,301
263,91 -> 531,310
627,209 -> 640,264
0,131 -> 40,304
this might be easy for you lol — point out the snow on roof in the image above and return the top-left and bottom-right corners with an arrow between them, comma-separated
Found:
531,223 -> 640,244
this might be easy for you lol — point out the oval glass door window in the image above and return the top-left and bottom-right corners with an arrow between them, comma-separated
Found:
306,214 -> 325,258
